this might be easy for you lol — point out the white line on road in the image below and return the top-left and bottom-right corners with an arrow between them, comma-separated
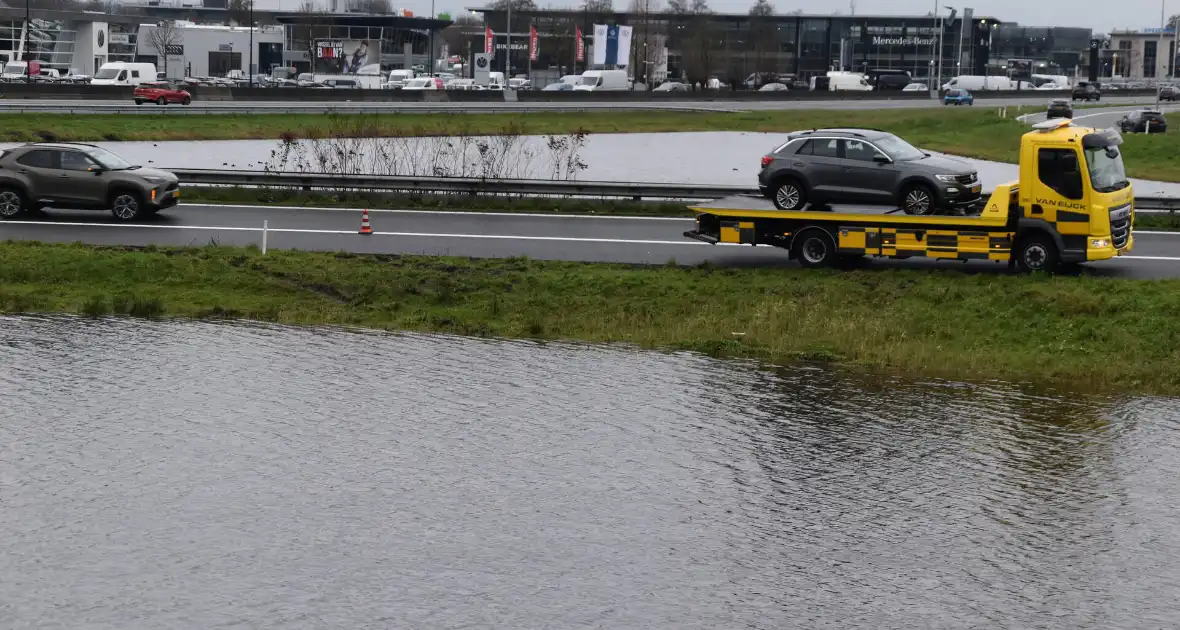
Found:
3,220 -> 1179,259
197,203 -> 697,221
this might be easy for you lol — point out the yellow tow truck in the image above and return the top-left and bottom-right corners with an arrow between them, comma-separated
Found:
684,119 -> 1134,272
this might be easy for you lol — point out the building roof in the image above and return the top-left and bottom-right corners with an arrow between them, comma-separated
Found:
271,12 -> 451,29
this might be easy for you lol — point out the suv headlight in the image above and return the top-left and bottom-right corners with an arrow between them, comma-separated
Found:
935,174 -> 960,183
142,175 -> 168,184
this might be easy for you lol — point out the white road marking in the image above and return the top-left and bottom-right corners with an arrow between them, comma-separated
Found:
2,220 -> 1178,259
196,203 -> 698,221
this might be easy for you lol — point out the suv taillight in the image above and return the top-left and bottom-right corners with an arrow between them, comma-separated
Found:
760,155 -> 773,168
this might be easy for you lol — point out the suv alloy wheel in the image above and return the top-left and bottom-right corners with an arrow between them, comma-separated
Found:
773,179 -> 807,210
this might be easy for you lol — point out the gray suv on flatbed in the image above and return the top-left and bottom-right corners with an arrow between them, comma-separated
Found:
758,128 -> 982,214
0,142 -> 180,220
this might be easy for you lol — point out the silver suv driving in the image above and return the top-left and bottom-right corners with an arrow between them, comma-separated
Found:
758,128 -> 981,214
0,142 -> 180,220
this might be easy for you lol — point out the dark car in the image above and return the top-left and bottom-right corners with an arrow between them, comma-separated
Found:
1160,85 -> 1180,101
1118,109 -> 1168,133
757,128 -> 981,215
1072,82 -> 1101,101
1046,98 -> 1073,119
0,142 -> 180,220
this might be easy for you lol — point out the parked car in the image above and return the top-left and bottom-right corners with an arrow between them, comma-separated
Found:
902,82 -> 929,91
1160,85 -> 1180,101
133,81 -> 191,105
401,77 -> 444,90
1118,109 -> 1168,134
758,82 -> 790,92
0,142 -> 180,220
757,128 -> 981,215
1046,98 -> 1073,119
1072,82 -> 1101,101
653,81 -> 688,92
943,88 -> 974,106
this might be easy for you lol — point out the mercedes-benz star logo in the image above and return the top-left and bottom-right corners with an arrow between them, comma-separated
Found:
97,30 -> 105,47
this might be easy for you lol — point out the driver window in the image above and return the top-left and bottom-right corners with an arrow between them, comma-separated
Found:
1038,148 -> 1084,200
58,150 -> 97,172
843,140 -> 883,162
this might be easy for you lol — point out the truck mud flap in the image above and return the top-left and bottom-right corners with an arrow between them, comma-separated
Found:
684,230 -> 719,244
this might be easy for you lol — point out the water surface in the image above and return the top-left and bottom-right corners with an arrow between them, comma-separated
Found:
2,315 -> 1179,628
5,132 -> 1179,195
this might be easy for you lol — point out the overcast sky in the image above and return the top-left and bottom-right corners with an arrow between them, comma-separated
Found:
266,0 -> 1173,32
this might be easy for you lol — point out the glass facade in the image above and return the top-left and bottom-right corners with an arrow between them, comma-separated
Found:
475,10 -> 1017,85
0,18 -> 76,71
990,25 -> 1092,73
284,22 -> 433,71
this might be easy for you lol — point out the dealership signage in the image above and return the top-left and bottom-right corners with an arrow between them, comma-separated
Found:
872,36 -> 936,46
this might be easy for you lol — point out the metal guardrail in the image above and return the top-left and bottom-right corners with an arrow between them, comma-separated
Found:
171,168 -> 1180,212
0,102 -> 734,115
170,169 -> 756,201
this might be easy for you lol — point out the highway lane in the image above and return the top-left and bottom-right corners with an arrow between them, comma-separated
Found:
0,95 -> 1161,115
2,203 -> 1179,279
1018,102 -> 1180,128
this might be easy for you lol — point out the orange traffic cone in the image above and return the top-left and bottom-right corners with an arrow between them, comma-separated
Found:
358,209 -> 373,235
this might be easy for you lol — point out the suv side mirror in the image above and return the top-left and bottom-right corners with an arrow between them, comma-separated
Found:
88,166 -> 104,175
873,154 -> 891,164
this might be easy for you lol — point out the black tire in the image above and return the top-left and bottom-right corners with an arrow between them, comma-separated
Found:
134,99 -> 144,105
182,96 -> 191,105
110,190 -> 144,221
791,229 -> 836,269
157,96 -> 167,106
0,187 -> 27,219
1014,233 -> 1060,273
771,178 -> 807,210
900,183 -> 937,215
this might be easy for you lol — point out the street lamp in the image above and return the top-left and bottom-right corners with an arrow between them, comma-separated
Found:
24,0 -> 30,80
248,0 -> 254,86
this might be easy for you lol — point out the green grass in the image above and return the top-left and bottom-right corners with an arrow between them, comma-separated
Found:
1137,213 -> 1180,231
10,108 -> 1180,182
3,241 -> 1180,393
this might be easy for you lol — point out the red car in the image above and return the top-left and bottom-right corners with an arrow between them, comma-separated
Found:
133,81 -> 192,106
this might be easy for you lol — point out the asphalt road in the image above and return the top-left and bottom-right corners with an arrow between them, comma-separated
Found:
0,94 -> 1160,115
1018,101 -> 1180,128
2,203 -> 1179,279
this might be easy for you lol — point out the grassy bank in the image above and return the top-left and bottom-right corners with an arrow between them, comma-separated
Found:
8,108 -> 1180,182
184,186 -> 695,217
2,241 -> 1179,393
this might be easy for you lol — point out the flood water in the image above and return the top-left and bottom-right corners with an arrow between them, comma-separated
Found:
5,132 -> 1180,196
3,315 -> 1180,628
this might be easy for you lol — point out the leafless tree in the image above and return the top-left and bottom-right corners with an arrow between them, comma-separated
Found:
667,0 -> 712,86
227,0 -> 254,26
291,0 -> 330,70
628,0 -> 661,84
748,0 -> 776,78
146,22 -> 182,76
349,0 -> 392,13
487,0 -> 539,10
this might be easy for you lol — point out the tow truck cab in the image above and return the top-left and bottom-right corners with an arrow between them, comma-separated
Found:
685,118 -> 1133,271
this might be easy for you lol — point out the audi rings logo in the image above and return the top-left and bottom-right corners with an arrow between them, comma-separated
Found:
476,56 -> 488,69
97,29 -> 105,47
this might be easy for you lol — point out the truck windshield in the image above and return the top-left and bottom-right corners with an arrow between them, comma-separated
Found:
874,134 -> 926,161
94,67 -> 120,79
1084,146 -> 1129,193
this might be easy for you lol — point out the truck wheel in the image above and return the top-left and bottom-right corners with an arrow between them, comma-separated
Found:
110,191 -> 144,221
792,229 -> 836,268
772,178 -> 807,210
0,187 -> 27,218
901,184 -> 936,215
1014,234 -> 1060,273
134,99 -> 143,105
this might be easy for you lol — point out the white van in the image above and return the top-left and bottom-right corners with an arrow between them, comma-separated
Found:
91,62 -> 157,86
574,69 -> 630,91
942,75 -> 1014,91
828,72 -> 872,91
